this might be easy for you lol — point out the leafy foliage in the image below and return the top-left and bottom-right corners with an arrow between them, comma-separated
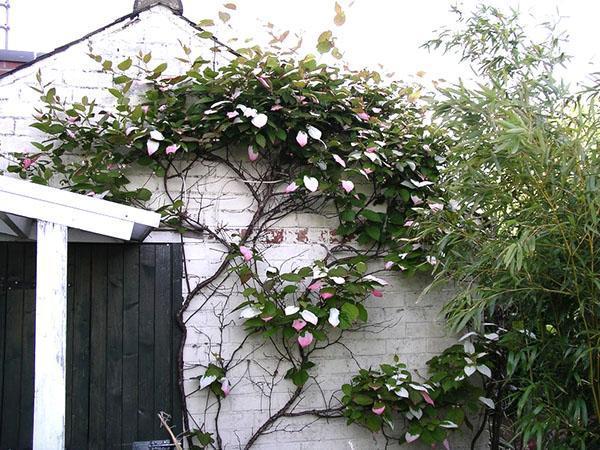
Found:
420,5 -> 600,448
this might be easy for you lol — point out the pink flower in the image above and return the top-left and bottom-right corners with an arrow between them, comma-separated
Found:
248,145 -> 259,162
320,292 -> 334,300
239,246 -> 253,261
221,378 -> 231,396
296,130 -> 308,147
298,332 -> 313,348
271,104 -> 283,111
365,146 -> 376,153
372,405 -> 385,415
357,112 -> 370,121
227,111 -> 239,119
22,158 -> 34,169
421,391 -> 435,406
341,180 -> 354,193
285,182 -> 298,193
372,289 -> 383,298
292,319 -> 307,331
165,144 -> 179,155
308,281 -> 322,292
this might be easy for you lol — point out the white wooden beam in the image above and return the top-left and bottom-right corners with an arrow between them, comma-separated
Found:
33,220 -> 68,450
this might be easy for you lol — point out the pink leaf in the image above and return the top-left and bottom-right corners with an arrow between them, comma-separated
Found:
165,144 -> 179,155
372,289 -> 383,298
365,146 -> 376,153
384,261 -> 394,270
341,180 -> 354,193
320,292 -> 334,300
271,104 -> 283,111
308,281 -> 322,292
429,202 -> 444,212
443,439 -> 451,450
227,111 -> 239,119
297,332 -> 313,348
141,105 -> 150,114
221,378 -> 231,396
239,246 -> 253,261
285,181 -> 299,193
292,319 -> 307,331
372,405 -> 385,415
262,316 -> 273,322
257,76 -> 270,89
421,391 -> 435,406
411,195 -> 423,205
357,112 -> 370,121
22,158 -> 34,169
332,154 -> 346,167
248,145 -> 259,162
296,130 -> 308,147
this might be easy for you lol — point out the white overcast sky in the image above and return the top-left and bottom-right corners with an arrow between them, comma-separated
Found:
5,0 -> 600,86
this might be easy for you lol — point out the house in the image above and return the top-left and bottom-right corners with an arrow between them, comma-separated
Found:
0,1 -> 464,449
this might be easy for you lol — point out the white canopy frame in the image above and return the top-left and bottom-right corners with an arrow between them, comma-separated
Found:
0,175 -> 160,449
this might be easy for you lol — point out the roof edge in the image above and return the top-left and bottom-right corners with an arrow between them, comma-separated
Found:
0,4 -> 239,81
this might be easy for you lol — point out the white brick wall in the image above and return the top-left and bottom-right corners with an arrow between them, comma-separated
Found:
0,6 -> 482,449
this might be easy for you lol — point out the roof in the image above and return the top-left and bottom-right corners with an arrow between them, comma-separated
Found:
0,3 -> 239,80
0,175 -> 161,241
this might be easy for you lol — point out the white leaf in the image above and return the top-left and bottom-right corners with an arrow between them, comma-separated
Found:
150,130 -> 165,141
396,387 -> 409,398
405,432 -> 420,443
409,383 -> 428,392
328,308 -> 340,327
307,125 -> 322,140
409,407 -> 422,419
479,396 -> 495,409
284,305 -> 300,316
251,113 -> 268,128
303,175 -> 319,192
459,331 -> 478,342
199,375 -> 217,390
330,276 -> 345,285
464,365 -> 476,377
363,275 -> 388,286
147,139 -> 160,156
239,305 -> 261,319
440,420 -> 458,429
484,332 -> 499,341
410,179 -> 434,188
300,310 -> 318,325
312,267 -> 328,279
477,364 -> 492,378
463,341 -> 475,354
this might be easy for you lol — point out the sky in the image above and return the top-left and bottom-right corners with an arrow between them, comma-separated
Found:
4,0 -> 600,86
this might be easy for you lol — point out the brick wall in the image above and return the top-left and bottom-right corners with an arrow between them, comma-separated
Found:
0,6 -> 481,449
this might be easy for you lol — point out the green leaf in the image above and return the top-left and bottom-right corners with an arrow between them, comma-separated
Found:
341,303 -> 359,321
117,58 -> 132,71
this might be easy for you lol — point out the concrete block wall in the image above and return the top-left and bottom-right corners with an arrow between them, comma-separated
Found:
0,6 -> 481,449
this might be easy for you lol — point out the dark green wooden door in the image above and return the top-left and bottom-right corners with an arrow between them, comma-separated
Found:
0,243 -> 183,450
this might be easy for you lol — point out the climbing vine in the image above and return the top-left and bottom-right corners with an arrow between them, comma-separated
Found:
1,32 -> 493,448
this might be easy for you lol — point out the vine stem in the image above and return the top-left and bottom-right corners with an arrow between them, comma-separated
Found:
243,386 -> 303,450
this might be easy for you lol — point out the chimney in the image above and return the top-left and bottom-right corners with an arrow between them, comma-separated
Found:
133,0 -> 183,15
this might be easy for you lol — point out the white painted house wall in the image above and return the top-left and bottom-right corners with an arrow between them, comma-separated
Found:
0,6 -> 478,449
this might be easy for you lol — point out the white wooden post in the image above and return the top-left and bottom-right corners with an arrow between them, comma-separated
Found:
33,220 -> 68,450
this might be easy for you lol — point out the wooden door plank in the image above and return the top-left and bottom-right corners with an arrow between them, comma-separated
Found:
138,245 -> 156,439
122,245 -> 140,446
1,243 -> 25,446
171,243 -> 183,437
106,245 -> 124,448
65,244 -> 77,448
70,245 -> 92,449
0,242 -> 7,448
89,245 -> 108,449
153,244 -> 172,437
18,243 -> 35,449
